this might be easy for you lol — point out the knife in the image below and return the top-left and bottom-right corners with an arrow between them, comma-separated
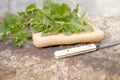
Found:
54,40 -> 120,58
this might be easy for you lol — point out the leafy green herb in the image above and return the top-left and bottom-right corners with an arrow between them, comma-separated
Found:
0,0 -> 93,46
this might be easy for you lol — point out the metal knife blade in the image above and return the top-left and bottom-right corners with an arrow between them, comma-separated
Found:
54,40 -> 120,58
98,40 -> 120,49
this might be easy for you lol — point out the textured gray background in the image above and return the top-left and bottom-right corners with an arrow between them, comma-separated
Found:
0,0 -> 120,17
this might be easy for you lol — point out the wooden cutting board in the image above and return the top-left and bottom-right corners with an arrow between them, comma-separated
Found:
32,22 -> 105,48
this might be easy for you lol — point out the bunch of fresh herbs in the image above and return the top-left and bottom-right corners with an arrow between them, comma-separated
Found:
0,0 -> 93,47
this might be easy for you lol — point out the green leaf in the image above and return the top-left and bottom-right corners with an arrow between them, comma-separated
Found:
0,23 -> 10,41
0,23 -> 8,33
4,12 -> 20,27
62,26 -> 72,35
13,29 -> 31,47
0,33 -> 7,41
79,8 -> 87,19
0,1 -> 93,46
81,25 -> 93,31
50,3 -> 71,18
26,3 -> 36,10
73,4 -> 79,14
49,22 -> 60,35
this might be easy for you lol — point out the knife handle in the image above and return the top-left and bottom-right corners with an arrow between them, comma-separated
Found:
54,44 -> 97,58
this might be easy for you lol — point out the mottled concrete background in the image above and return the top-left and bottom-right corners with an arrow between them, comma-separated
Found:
0,0 -> 120,17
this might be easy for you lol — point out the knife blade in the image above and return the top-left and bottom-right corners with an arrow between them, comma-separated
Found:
54,40 -> 120,58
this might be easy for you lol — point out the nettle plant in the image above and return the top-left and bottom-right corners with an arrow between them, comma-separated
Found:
0,0 -> 93,47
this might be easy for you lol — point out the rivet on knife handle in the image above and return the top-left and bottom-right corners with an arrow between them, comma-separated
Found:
54,44 -> 97,58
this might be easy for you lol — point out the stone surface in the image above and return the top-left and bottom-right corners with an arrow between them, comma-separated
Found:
0,17 -> 120,80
